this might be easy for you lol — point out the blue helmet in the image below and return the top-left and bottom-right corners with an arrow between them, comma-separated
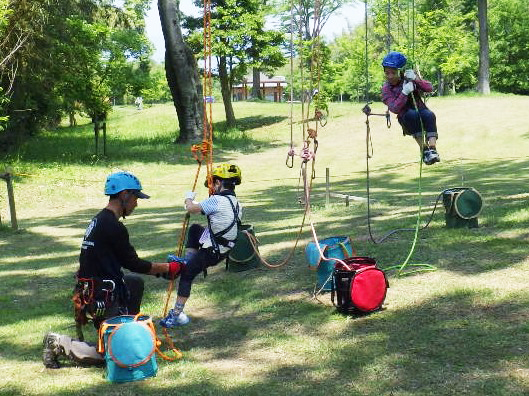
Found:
382,51 -> 407,69
104,171 -> 150,199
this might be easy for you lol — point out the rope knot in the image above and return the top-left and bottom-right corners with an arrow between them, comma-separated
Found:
307,128 -> 318,139
191,141 -> 211,162
300,142 -> 315,162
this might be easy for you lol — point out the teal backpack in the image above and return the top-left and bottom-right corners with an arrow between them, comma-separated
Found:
305,236 -> 355,291
98,314 -> 158,383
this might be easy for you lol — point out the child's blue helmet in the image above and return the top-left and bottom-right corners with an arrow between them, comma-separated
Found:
104,171 -> 150,198
382,51 -> 407,69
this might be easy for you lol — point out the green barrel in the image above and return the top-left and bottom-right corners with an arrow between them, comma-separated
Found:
226,224 -> 259,272
442,188 -> 483,228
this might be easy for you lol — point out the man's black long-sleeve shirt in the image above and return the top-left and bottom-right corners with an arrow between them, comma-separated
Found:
78,208 -> 151,280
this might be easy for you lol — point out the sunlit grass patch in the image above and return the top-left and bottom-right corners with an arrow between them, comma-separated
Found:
2,96 -> 529,394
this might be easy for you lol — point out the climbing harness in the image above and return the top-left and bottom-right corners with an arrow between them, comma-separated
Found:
73,277 -> 122,341
206,192 -> 241,255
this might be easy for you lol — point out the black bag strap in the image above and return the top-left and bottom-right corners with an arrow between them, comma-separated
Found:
331,270 -> 336,307
206,194 -> 240,253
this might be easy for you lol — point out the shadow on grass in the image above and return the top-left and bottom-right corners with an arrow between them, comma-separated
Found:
2,155 -> 529,392
4,114 -> 288,167
215,115 -> 288,133
27,288 -> 529,395
0,190 -> 528,394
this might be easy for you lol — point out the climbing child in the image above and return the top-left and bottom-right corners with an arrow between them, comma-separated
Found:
381,51 -> 440,165
160,163 -> 243,327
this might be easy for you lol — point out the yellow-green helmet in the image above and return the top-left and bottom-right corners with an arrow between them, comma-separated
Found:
209,163 -> 242,185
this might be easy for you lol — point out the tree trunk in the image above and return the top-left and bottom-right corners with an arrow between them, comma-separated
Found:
477,0 -> 490,95
437,69 -> 444,96
218,55 -> 236,128
450,79 -> 456,95
251,68 -> 262,99
158,0 -> 203,143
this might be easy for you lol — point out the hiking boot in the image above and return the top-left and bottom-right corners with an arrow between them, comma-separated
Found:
43,333 -> 62,369
159,309 -> 190,328
423,149 -> 440,165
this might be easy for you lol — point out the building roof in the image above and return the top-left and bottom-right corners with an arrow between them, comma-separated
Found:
233,73 -> 288,88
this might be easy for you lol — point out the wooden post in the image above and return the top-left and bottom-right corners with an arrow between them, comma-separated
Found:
325,167 -> 330,206
94,119 -> 99,156
103,121 -> 107,156
1,173 -> 18,230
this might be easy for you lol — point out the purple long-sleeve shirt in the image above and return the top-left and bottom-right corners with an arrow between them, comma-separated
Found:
381,79 -> 433,118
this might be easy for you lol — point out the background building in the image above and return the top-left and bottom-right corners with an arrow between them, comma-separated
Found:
232,74 -> 288,102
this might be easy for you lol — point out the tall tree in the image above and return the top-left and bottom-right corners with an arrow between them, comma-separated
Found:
477,0 -> 489,94
488,0 -> 529,94
277,0 -> 354,41
186,0 -> 285,128
275,0 -> 348,107
0,0 -> 152,143
158,0 -> 203,143
249,1 -> 287,100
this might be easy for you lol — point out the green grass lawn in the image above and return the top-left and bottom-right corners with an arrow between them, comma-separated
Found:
2,94 -> 529,395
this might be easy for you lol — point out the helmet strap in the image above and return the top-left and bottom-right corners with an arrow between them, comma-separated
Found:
214,180 -> 223,194
119,191 -> 131,219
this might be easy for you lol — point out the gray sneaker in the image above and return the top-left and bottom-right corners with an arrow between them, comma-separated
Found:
43,333 -> 61,369
159,309 -> 190,328
423,149 -> 440,165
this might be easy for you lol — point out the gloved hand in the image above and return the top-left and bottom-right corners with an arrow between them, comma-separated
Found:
402,81 -> 415,95
404,69 -> 416,81
185,191 -> 197,201
163,261 -> 183,280
167,254 -> 181,263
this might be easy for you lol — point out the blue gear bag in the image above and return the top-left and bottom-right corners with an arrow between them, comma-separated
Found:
305,236 -> 355,291
98,314 -> 158,383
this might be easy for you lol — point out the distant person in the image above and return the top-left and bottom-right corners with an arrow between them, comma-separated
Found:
381,51 -> 440,165
134,96 -> 143,110
42,171 -> 181,368
160,164 -> 243,328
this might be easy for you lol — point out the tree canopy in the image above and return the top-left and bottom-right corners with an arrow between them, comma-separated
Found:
325,0 -> 529,100
2,0 -> 529,150
185,0 -> 286,128
0,0 -> 153,142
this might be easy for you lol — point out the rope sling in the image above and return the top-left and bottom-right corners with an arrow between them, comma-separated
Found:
243,0 -> 327,269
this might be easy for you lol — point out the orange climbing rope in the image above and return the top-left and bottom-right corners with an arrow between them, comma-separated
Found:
202,0 -> 214,195
159,0 -> 215,359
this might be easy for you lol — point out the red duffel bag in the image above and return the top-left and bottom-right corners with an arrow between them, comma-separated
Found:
331,257 -> 389,314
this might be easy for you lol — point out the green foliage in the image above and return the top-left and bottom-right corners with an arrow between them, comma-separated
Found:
187,0 -> 286,81
140,64 -> 172,103
0,87 -> 8,132
326,0 -> 529,98
0,0 -> 153,143
329,21 -> 385,101
416,7 -> 478,93
274,0 -> 355,103
274,0 -> 355,41
488,0 -> 529,94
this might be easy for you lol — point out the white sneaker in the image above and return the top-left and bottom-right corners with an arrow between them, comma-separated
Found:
423,149 -> 440,165
159,309 -> 190,328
